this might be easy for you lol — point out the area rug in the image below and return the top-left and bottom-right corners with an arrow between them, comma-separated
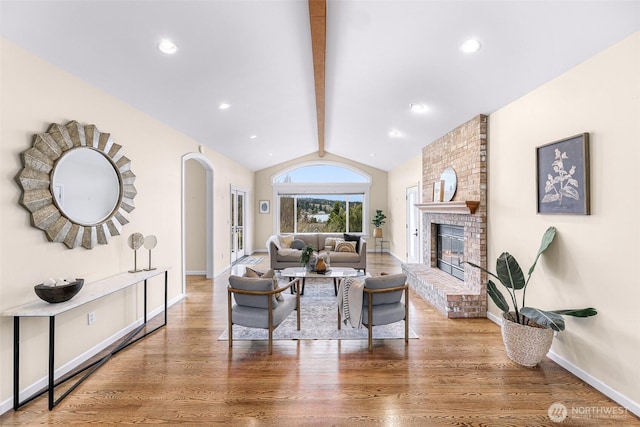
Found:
219,278 -> 418,341
236,256 -> 264,265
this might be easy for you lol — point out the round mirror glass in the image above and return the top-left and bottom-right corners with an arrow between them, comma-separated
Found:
51,148 -> 121,225
440,167 -> 457,202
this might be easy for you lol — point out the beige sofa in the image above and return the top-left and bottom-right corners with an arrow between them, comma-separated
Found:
267,233 -> 367,272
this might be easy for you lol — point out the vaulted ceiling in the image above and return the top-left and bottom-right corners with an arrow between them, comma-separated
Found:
1,1 -> 639,171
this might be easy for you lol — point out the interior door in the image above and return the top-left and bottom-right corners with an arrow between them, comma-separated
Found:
230,188 -> 246,263
406,185 -> 420,263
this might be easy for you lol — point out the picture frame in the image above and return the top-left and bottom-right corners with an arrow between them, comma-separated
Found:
536,133 -> 590,215
259,200 -> 270,214
433,180 -> 444,202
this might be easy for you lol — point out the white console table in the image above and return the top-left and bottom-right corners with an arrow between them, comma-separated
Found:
1,267 -> 170,411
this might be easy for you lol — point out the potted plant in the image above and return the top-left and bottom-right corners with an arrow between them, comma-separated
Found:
299,245 -> 315,271
371,209 -> 387,238
467,226 -> 597,367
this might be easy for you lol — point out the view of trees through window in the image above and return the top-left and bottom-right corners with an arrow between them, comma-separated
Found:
279,194 -> 363,233
274,163 -> 369,234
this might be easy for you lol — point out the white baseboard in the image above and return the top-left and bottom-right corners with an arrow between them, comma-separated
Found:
186,270 -> 206,276
546,351 -> 640,417
0,294 -> 184,416
485,310 -> 639,417
486,310 -> 502,325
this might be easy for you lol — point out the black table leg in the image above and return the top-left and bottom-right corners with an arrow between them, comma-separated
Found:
13,317 -> 19,410
164,271 -> 168,326
48,316 -> 55,410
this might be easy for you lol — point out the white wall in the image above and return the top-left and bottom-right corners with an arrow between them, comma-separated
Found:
387,154 -> 422,260
0,39 -> 253,408
488,33 -> 640,407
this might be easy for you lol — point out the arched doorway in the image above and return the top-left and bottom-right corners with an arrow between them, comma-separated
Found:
181,153 -> 214,294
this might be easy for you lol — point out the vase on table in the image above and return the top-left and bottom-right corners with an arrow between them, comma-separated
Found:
315,257 -> 327,273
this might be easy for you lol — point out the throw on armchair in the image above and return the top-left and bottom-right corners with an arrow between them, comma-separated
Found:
227,275 -> 301,354
338,273 -> 409,351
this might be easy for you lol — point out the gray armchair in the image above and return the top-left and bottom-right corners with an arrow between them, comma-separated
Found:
227,275 -> 300,354
339,273 -> 409,351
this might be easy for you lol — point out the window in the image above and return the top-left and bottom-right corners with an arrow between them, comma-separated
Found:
272,162 -> 371,235
279,194 -> 363,233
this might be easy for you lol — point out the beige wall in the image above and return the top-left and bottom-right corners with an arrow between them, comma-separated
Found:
387,154 -> 421,260
0,39 -> 253,405
488,33 -> 640,404
253,152 -> 388,251
185,159 -> 206,273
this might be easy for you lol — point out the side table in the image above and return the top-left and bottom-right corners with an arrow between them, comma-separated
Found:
375,238 -> 389,254
2,268 -> 169,411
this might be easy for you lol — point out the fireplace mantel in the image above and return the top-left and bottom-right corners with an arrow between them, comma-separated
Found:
415,201 -> 480,215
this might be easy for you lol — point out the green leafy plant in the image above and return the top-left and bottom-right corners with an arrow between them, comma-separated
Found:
371,210 -> 387,228
467,226 -> 597,331
299,245 -> 315,267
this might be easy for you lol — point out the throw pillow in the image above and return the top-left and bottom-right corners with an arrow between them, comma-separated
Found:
291,239 -> 306,250
324,237 -> 338,251
324,237 -> 344,251
343,233 -> 360,252
335,241 -> 356,252
244,267 -> 262,278
261,269 -> 283,301
278,234 -> 294,248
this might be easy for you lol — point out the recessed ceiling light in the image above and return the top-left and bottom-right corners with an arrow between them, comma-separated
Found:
158,39 -> 178,54
370,153 -> 376,157
218,103 -> 230,110
460,39 -> 481,54
249,135 -> 257,139
410,103 -> 427,113
389,129 -> 401,137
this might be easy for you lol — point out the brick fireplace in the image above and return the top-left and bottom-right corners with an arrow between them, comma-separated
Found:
402,115 -> 488,318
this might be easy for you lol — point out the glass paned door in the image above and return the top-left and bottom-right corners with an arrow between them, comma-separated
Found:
231,189 -> 246,263
406,185 -> 420,263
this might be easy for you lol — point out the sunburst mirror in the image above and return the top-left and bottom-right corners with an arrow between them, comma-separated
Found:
16,120 -> 137,249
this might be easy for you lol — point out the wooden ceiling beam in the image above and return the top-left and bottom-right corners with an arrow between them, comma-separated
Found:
309,0 -> 326,157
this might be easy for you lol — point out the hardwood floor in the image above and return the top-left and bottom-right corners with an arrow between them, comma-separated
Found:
1,253 -> 637,426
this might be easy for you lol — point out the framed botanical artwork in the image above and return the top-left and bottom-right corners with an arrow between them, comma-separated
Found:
536,133 -> 590,215
259,200 -> 270,214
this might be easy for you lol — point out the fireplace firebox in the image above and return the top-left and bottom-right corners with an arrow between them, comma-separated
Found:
436,224 -> 464,280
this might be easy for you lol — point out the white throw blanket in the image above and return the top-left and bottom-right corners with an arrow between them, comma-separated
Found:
277,248 -> 300,256
337,277 -> 364,329
266,235 -> 281,251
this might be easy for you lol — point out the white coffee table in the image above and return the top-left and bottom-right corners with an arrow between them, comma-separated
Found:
280,267 -> 360,295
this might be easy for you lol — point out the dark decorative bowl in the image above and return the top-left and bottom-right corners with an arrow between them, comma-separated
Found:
34,279 -> 84,303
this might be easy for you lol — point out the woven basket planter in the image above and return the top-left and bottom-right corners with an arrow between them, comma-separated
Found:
501,312 -> 554,367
